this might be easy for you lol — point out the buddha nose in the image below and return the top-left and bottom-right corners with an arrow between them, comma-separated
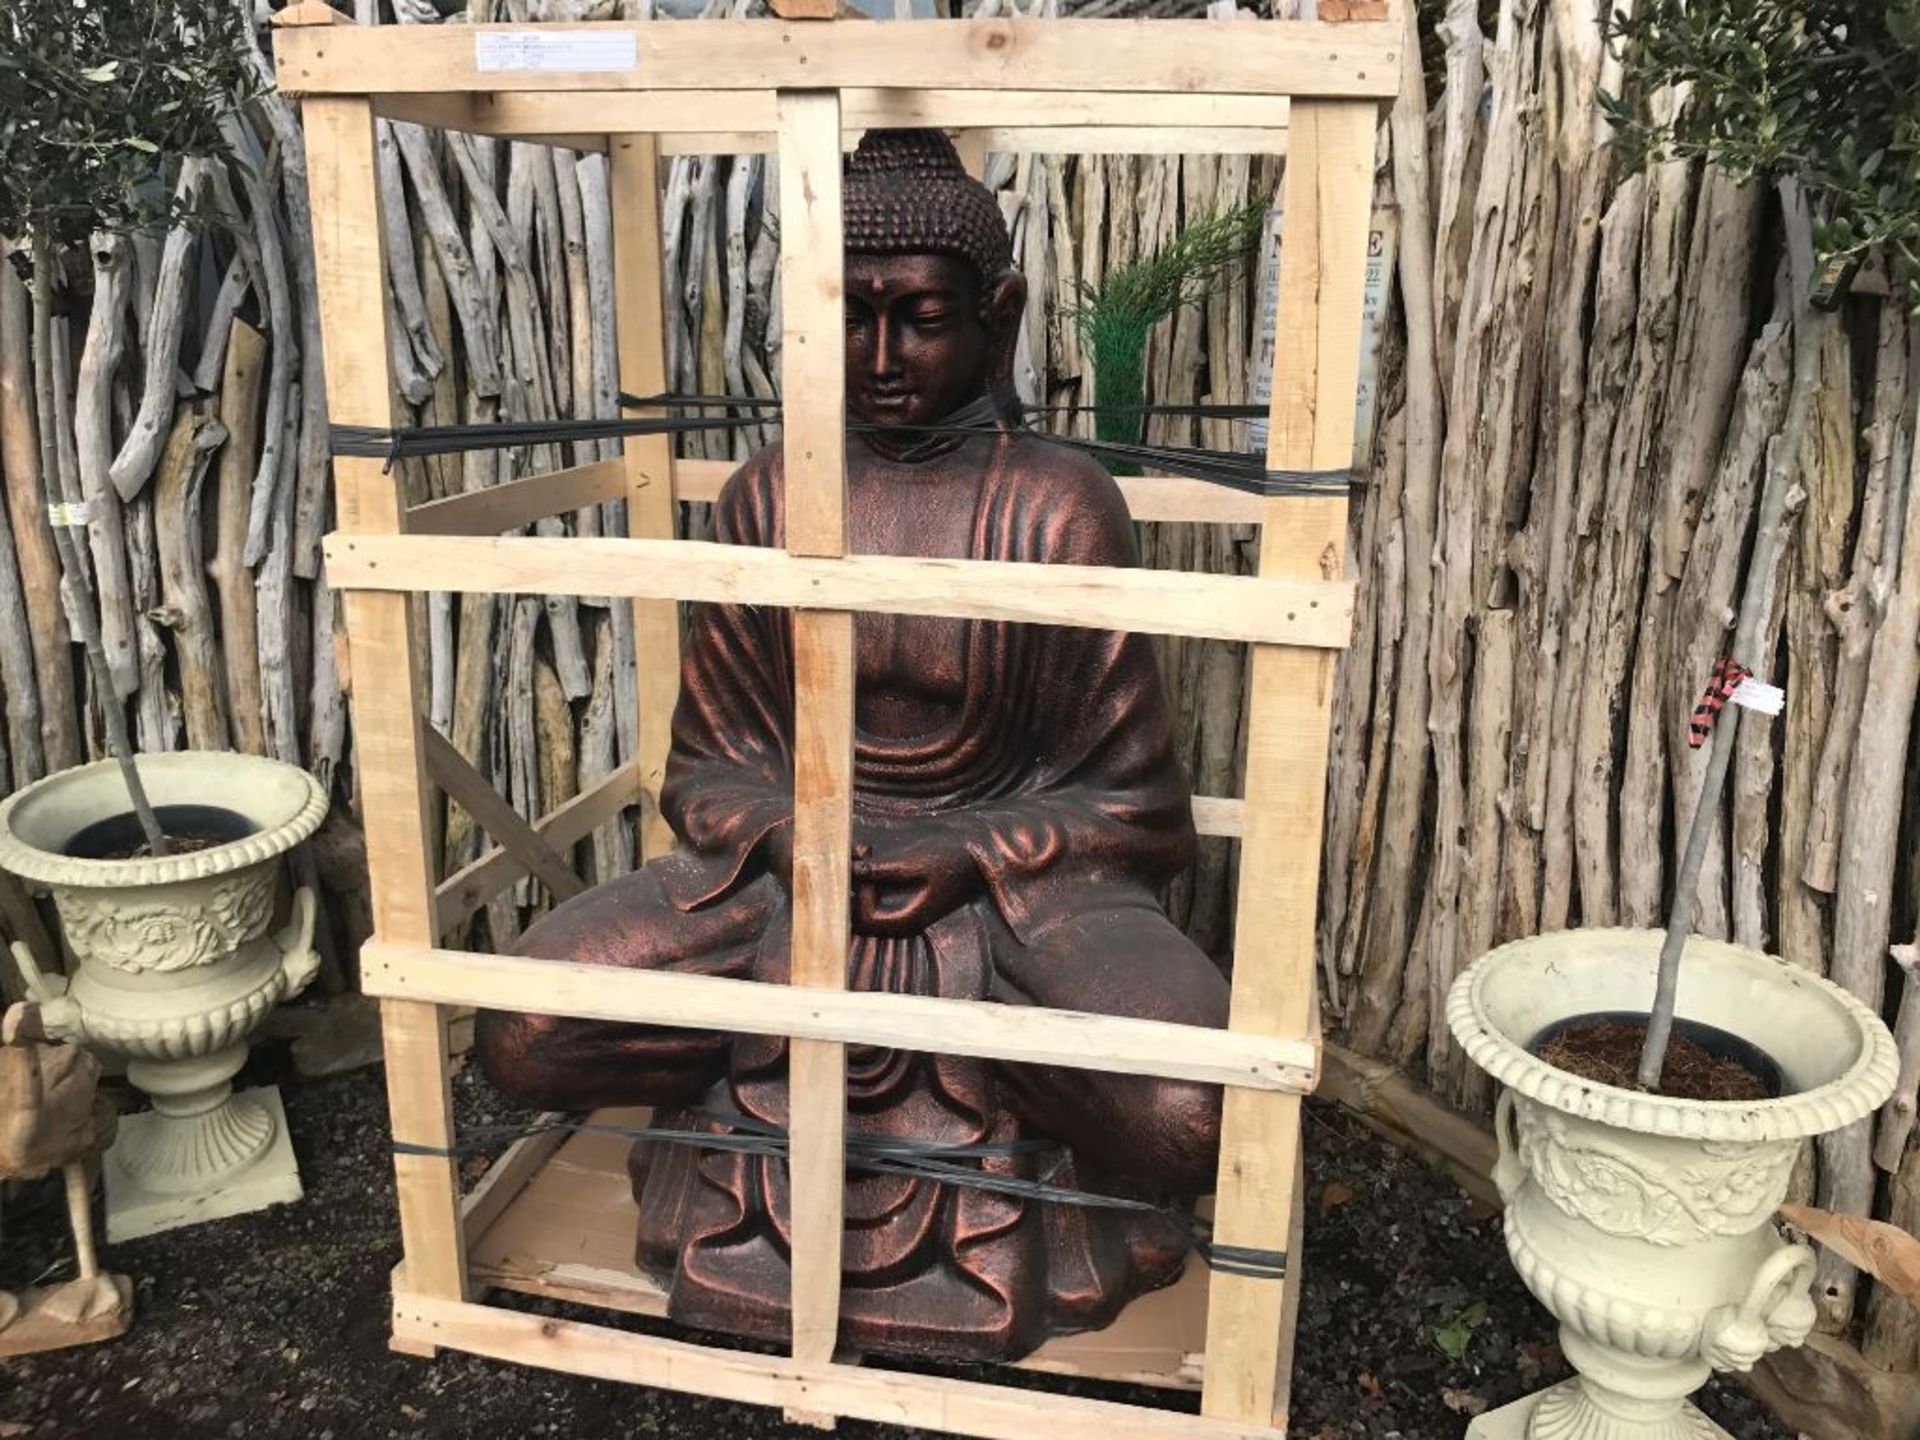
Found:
870,318 -> 901,380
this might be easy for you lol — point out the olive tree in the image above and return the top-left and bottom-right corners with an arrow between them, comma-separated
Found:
1600,0 -> 1920,1085
0,0 -> 260,851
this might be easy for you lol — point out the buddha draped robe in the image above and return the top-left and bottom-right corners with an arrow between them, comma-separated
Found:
481,429 -> 1229,1362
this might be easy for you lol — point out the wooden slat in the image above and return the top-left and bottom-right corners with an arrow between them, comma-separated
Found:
1191,795 -> 1245,839
1268,1143 -> 1310,1428
1200,99 -> 1378,1429
668,456 -> 740,503
270,1 -> 340,24
391,1294 -> 1284,1440
277,20 -> 1400,100
1316,1041 -> 1500,1210
364,93 -> 607,148
1114,475 -> 1268,526
422,726 -> 587,906
322,534 -> 1355,650
777,87 -> 851,1377
673,456 -> 1269,526
375,88 -> 1290,139
435,760 -> 643,936
359,943 -> 1317,1094
658,127 -> 1289,157
405,458 -> 626,537
301,92 -> 467,1315
610,135 -> 679,861
965,126 -> 1289,156
457,1115 -> 572,1243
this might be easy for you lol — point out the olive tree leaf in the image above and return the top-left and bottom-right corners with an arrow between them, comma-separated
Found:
1604,0 -> 1920,306
0,0 -> 261,244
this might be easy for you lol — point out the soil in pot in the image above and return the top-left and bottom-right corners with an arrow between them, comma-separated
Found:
62,804 -> 259,861
1532,1014 -> 1775,1103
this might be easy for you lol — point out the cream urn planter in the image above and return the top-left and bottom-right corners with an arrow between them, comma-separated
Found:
0,753 -> 328,1241
1447,929 -> 1898,1440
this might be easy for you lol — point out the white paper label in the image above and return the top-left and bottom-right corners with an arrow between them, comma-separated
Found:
475,30 -> 638,74
1729,676 -> 1785,716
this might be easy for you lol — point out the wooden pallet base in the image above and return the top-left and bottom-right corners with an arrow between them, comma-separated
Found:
463,1109 -> 1211,1393
392,1289 -> 1282,1440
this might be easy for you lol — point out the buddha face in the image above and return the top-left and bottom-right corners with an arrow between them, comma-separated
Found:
845,252 -> 1024,431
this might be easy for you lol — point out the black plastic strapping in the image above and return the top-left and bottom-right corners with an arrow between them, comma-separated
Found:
331,413 -> 768,467
393,1108 -> 1286,1282
331,393 -> 1354,501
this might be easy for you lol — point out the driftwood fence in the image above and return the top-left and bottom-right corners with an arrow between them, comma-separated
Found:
2,0 -> 1919,1413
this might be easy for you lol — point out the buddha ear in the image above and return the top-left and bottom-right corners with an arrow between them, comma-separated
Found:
982,270 -> 1026,336
981,270 -> 1027,417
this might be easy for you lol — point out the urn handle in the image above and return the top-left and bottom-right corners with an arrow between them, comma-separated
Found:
273,886 -> 322,998
1493,1090 -> 1524,1204
1699,1242 -> 1818,1372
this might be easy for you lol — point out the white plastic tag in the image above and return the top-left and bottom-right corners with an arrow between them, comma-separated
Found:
1729,676 -> 1785,716
46,500 -> 92,528
475,31 -> 638,74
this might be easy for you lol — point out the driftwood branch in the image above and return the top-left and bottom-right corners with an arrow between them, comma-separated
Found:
107,160 -> 209,503
28,235 -> 167,854
153,408 -> 230,751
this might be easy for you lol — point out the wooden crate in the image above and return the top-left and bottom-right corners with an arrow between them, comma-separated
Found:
276,5 -> 1394,1435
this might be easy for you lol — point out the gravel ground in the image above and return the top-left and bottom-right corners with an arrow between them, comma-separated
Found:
0,1050 -> 1793,1440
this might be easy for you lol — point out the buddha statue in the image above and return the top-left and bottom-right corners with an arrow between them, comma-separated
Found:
477,128 -> 1230,1365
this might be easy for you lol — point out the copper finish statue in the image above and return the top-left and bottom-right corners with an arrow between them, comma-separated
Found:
478,130 -> 1229,1364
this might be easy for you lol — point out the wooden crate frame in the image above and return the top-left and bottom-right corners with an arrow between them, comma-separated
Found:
276,6 -> 1392,1436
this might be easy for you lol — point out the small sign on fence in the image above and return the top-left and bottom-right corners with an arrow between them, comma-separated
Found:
1249,203 -> 1397,469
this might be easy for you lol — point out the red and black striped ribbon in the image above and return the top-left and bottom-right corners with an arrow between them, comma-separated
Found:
1688,658 -> 1751,749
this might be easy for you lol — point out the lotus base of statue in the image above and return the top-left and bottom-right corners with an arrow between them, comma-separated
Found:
1446,930 -> 1897,1440
0,753 -> 328,1242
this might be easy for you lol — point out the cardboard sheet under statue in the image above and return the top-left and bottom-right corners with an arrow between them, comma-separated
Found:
478,129 -> 1230,1364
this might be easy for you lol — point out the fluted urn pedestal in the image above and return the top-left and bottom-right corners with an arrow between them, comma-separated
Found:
1447,930 -> 1897,1440
0,754 -> 328,1241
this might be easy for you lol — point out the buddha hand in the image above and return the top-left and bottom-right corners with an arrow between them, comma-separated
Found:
850,813 -> 981,936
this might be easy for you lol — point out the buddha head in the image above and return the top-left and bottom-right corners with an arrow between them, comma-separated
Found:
842,129 -> 1026,432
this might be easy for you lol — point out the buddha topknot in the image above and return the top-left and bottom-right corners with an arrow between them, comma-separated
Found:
843,128 -> 1014,285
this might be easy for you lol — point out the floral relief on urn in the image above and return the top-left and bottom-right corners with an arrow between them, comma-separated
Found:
1516,1105 -> 1802,1248
48,869 -> 280,976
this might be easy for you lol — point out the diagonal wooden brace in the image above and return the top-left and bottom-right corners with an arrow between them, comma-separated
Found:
422,725 -> 588,907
